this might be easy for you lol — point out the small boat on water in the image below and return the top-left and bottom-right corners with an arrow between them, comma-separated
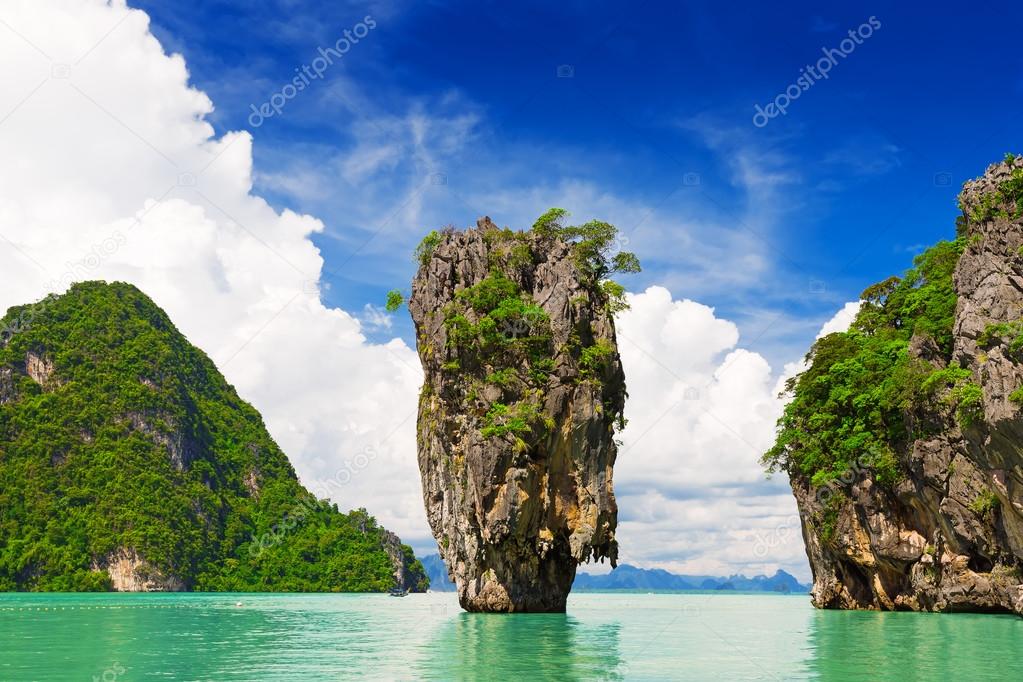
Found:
389,587 -> 409,597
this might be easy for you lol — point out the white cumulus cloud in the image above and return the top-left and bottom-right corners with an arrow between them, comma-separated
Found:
0,0 -> 428,546
611,289 -> 859,579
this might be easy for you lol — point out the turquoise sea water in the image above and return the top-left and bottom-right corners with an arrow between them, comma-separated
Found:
1,591 -> 1021,680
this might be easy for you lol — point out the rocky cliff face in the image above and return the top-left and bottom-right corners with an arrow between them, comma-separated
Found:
409,217 -> 625,612
788,158 -> 1023,615
92,549 -> 185,592
381,530 -> 429,593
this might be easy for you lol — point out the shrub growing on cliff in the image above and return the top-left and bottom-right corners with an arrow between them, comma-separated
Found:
415,230 -> 443,265
532,208 -> 640,311
385,289 -> 405,312
960,160 -> 1023,223
579,339 -> 614,378
969,489 -> 1000,516
764,238 -> 966,487
532,208 -> 642,281
979,320 -> 1023,359
443,270 -> 553,363
921,366 -> 984,426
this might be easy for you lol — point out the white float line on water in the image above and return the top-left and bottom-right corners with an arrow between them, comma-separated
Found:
0,603 -> 245,611
1,604 -> 225,611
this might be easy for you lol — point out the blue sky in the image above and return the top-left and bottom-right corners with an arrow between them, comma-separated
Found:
135,0 -> 1022,369
4,0 -> 1022,578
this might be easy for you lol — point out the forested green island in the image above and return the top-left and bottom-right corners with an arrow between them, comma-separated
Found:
0,282 -> 426,593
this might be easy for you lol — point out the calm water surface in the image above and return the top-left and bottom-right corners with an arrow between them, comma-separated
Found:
1,591 -> 1021,680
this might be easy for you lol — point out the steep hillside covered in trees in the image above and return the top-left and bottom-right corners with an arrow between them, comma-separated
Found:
0,282 -> 426,593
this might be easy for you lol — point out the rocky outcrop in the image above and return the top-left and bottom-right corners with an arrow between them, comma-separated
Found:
791,158 -> 1023,615
25,351 -> 56,387
0,367 -> 13,405
381,530 -> 429,592
93,549 -> 185,592
124,411 -> 197,471
409,217 -> 625,612
0,352 -> 56,401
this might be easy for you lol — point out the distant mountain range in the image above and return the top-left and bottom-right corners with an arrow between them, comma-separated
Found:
573,564 -> 810,593
419,554 -> 809,593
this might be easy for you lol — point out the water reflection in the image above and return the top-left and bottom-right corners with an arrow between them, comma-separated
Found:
419,611 -> 623,680
804,607 -> 1023,680
0,593 -> 424,680
6,592 -> 1023,680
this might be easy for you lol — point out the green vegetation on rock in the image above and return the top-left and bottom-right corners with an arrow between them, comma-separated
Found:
920,366 -> 984,427
444,270 -> 553,365
969,489 -> 1001,516
979,321 -> 1023,359
0,282 -> 426,592
385,289 -> 405,312
415,230 -> 443,266
532,208 -> 640,312
960,162 -> 1023,223
436,211 -> 637,443
579,339 -> 615,379
764,238 -> 973,488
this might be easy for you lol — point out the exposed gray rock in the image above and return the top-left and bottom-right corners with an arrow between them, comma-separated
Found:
24,351 -> 56,387
381,530 -> 427,593
124,411 -> 197,471
93,548 -> 185,592
0,367 -> 13,405
408,217 -> 624,612
792,158 -> 1023,615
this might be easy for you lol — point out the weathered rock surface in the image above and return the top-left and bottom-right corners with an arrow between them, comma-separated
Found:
793,158 -> 1023,615
92,549 -> 185,592
0,367 -> 13,405
409,217 -> 625,612
25,351 -> 56,387
381,530 -> 428,593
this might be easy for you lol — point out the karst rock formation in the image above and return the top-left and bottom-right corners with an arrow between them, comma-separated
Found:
786,158 -> 1023,615
408,217 -> 626,612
